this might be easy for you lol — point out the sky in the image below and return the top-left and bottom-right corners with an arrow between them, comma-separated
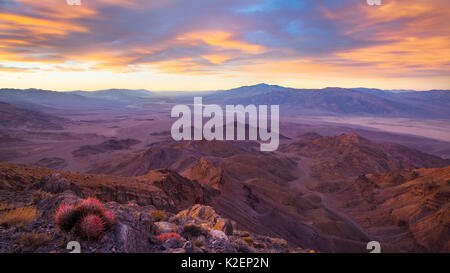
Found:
0,0 -> 449,91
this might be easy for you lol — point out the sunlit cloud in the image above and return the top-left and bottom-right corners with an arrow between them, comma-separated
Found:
318,0 -> 450,77
177,31 -> 265,54
202,54 -> 233,64
0,0 -> 448,90
0,12 -> 88,35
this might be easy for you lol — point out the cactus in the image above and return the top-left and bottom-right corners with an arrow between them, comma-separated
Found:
102,210 -> 115,229
79,215 -> 104,240
55,198 -> 115,241
55,204 -> 80,231
76,197 -> 104,216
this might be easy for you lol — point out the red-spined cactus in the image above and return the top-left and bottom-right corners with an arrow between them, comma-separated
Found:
55,198 -> 114,240
102,210 -> 115,229
156,232 -> 182,242
55,204 -> 80,231
76,197 -> 104,216
79,215 -> 104,240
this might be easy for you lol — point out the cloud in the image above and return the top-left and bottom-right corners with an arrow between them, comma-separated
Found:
0,12 -> 88,35
176,31 -> 265,54
202,54 -> 233,65
0,0 -> 448,90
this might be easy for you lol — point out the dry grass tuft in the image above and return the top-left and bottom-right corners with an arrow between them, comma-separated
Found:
31,190 -> 53,203
243,236 -> 254,247
15,232 -> 52,248
0,203 -> 9,211
0,206 -> 37,228
150,209 -> 167,222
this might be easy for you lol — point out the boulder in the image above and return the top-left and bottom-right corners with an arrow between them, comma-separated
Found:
209,230 -> 228,241
176,204 -> 233,235
154,221 -> 178,234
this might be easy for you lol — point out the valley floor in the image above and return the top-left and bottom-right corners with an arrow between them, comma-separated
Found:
0,110 -> 449,252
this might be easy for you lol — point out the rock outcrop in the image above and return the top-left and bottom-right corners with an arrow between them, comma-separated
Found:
338,166 -> 450,252
0,162 -> 308,253
182,158 -> 225,189
0,189 -> 308,253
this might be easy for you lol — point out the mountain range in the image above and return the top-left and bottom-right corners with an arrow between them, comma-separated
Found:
0,102 -> 67,130
0,84 -> 449,253
1,131 -> 448,252
1,84 -> 449,118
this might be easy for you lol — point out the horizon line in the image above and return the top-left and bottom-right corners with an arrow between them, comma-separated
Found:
1,83 -> 448,93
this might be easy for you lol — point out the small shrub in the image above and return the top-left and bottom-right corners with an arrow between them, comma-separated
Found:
242,236 -> 253,247
15,232 -> 52,248
79,215 -> 104,240
76,197 -> 104,216
0,206 -> 36,228
150,210 -> 167,222
0,203 -> 9,211
193,236 -> 207,247
156,232 -> 182,242
55,204 -> 80,231
183,223 -> 206,237
32,190 -> 53,203
253,242 -> 267,249
102,210 -> 115,229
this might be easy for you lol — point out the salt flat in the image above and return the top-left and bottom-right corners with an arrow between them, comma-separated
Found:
286,116 -> 450,142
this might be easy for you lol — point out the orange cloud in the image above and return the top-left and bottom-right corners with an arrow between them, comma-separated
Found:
317,0 -> 450,77
0,0 -> 448,90
148,58 -> 209,75
177,31 -> 265,54
0,65 -> 37,73
335,36 -> 450,75
202,54 -> 233,64
0,12 -> 88,35
14,0 -> 97,19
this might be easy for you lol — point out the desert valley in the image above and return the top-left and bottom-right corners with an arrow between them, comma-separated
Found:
0,84 -> 449,253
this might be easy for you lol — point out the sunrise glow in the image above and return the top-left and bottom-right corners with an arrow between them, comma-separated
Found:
0,0 -> 449,91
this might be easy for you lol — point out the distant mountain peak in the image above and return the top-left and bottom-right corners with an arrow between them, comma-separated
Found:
223,83 -> 286,95
241,83 -> 283,89
254,83 -> 270,87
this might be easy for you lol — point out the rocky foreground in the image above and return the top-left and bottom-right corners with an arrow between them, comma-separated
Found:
0,163 -> 311,253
